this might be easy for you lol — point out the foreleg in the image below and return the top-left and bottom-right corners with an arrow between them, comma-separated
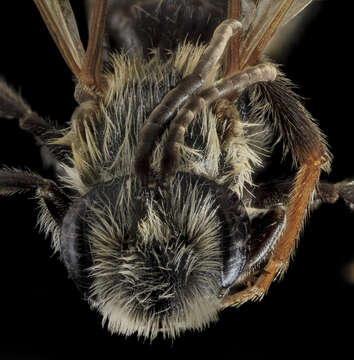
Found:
0,79 -> 70,163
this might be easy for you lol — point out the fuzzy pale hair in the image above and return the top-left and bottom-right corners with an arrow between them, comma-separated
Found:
55,43 -> 264,197
40,43 -> 266,338
84,175 -> 223,339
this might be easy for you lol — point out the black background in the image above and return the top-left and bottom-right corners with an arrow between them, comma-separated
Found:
0,1 -> 352,359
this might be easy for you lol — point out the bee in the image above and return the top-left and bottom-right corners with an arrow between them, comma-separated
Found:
0,0 -> 353,341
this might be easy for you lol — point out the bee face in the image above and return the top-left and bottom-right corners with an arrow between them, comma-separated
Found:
60,173 -> 251,339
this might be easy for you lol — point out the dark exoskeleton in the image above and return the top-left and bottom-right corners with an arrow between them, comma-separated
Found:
0,0 -> 353,339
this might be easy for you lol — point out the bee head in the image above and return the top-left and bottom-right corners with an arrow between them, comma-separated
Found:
60,173 -> 249,339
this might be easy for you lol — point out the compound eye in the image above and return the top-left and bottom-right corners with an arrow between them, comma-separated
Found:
218,189 -> 250,291
60,198 -> 93,297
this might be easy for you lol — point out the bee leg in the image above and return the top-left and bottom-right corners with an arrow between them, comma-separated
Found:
222,150 -> 329,305
221,179 -> 348,304
222,157 -> 329,307
135,19 -> 242,178
247,179 -> 339,210
20,113 -> 72,165
244,206 -> 287,273
161,63 -> 277,177
224,0 -> 241,76
309,178 -> 354,211
0,168 -> 71,225
220,70 -> 333,307
219,205 -> 286,300
334,179 -> 354,210
0,79 -> 70,163
222,180 -> 343,303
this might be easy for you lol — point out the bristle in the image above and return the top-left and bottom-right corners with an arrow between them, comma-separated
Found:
247,70 -> 332,172
58,44 -> 261,198
50,46 -> 271,336
36,194 -> 61,253
85,176 -> 223,339
0,78 -> 31,119
0,167 -> 61,252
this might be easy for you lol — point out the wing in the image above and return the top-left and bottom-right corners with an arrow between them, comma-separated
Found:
33,0 -> 85,79
33,0 -> 108,94
225,0 -> 313,74
266,1 -> 319,61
